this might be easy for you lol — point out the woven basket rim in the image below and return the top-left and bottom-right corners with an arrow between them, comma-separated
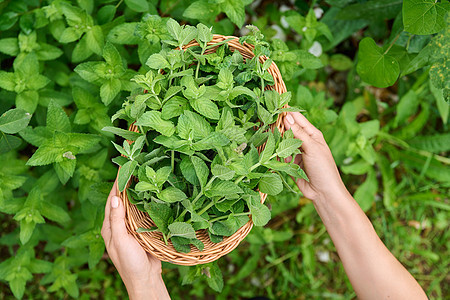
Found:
118,34 -> 288,266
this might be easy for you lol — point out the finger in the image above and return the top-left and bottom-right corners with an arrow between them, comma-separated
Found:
109,195 -> 129,238
102,180 -> 118,242
284,116 -> 312,152
285,156 -> 292,163
288,112 -> 318,136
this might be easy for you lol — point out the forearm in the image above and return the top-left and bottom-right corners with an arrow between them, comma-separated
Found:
125,274 -> 171,300
312,186 -> 427,300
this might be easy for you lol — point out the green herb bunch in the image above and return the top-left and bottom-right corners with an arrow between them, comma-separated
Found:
107,20 -> 307,253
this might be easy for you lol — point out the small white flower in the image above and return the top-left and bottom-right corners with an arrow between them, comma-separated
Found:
308,41 -> 323,57
317,250 -> 330,263
314,7 -> 324,19
302,26 -> 307,32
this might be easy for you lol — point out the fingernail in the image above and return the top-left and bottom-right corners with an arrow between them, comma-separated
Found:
286,114 -> 295,125
111,196 -> 119,208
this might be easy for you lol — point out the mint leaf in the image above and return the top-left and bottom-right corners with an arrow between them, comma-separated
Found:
259,131 -> 275,163
100,78 -> 121,105
47,101 -> 71,133
222,0 -> 246,28
190,97 -> 220,120
124,0 -> 149,12
248,196 -> 271,226
0,109 -> 31,134
177,111 -> 212,140
168,222 -> 196,239
158,187 -> 187,203
135,111 -> 175,136
147,201 -> 173,234
118,160 -> 138,191
161,96 -> 189,120
205,180 -> 243,198
276,138 -> 303,158
191,156 -> 209,188
258,173 -> 283,195
211,165 -> 235,181
102,126 -> 142,141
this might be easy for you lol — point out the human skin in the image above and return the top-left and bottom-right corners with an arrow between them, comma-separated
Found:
102,111 -> 427,300
101,180 -> 171,300
284,112 -> 428,300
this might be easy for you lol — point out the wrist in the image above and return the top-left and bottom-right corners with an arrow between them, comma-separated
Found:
126,274 -> 164,300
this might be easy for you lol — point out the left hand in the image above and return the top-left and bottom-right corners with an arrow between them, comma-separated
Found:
101,180 -> 170,300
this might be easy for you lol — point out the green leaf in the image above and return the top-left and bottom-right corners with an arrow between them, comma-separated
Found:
222,0 -> 246,28
0,71 -> 16,91
191,156 -> 209,188
0,109 -> 31,134
147,202 -> 173,234
135,111 -> 175,136
402,0 -> 449,35
197,23 -> 213,43
118,160 -> 138,191
204,263 -> 224,292
205,180 -> 243,198
258,173 -> 283,195
211,165 -> 235,181
0,134 -> 22,153
184,1 -> 220,21
16,90 -> 39,113
100,78 -> 121,105
168,222 -> 196,239
356,37 -> 400,88
0,37 -> 18,56
276,138 -> 303,158
394,90 -> 419,126
248,197 -> 271,226
102,126 -> 141,141
54,159 -> 76,184
158,187 -> 187,203
430,83 -> 448,125
86,25 -> 104,55
177,111 -> 212,140
354,169 -> 378,212
146,53 -> 170,69
124,0 -> 149,12
161,96 -> 189,120
97,5 -> 117,25
259,131 -> 275,163
107,22 -> 140,44
190,98 -> 220,120
47,101 -> 71,133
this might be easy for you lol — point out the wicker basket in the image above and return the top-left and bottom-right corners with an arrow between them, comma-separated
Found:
117,34 -> 287,265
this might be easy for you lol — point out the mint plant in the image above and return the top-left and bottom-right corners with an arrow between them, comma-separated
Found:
108,21 -> 306,253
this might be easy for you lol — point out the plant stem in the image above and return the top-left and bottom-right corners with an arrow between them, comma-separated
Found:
138,126 -> 149,146
383,31 -> 402,55
115,0 -> 124,9
171,150 -> 175,172
208,211 -> 251,223
195,46 -> 206,80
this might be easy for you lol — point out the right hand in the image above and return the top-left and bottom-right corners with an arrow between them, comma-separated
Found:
283,112 -> 346,202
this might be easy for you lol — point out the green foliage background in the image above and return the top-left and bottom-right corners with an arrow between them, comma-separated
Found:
0,0 -> 448,299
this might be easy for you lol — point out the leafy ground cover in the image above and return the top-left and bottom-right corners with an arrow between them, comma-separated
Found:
0,0 -> 448,299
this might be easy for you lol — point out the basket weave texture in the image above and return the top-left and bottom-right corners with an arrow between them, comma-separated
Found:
118,34 -> 287,265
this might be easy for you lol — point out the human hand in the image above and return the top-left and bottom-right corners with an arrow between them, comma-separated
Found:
283,112 -> 347,202
101,180 -> 170,300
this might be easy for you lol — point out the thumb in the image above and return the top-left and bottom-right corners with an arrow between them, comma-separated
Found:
109,196 -> 128,237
